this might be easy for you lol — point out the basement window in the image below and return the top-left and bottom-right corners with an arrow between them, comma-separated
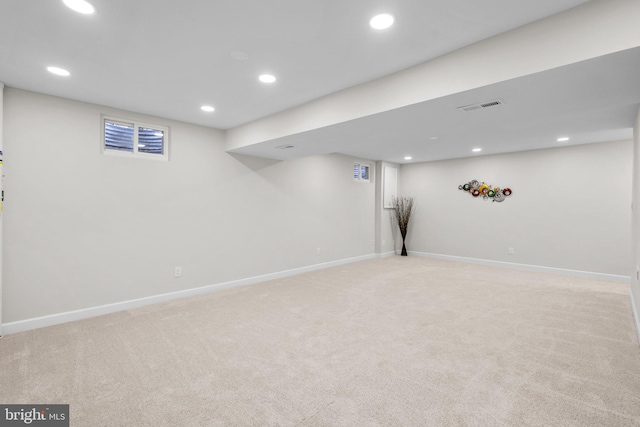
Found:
102,116 -> 169,160
354,162 -> 370,182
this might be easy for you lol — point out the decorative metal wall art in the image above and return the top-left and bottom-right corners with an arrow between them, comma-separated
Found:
458,180 -> 513,203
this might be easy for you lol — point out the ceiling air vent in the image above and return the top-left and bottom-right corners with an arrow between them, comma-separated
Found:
457,99 -> 503,112
275,144 -> 294,149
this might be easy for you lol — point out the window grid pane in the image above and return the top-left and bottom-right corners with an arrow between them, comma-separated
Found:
105,121 -> 134,152
361,166 -> 369,180
138,127 -> 164,155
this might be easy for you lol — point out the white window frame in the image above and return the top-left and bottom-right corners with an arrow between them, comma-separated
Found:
354,161 -> 371,183
101,115 -> 169,161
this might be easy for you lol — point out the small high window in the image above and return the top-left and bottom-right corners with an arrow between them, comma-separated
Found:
102,116 -> 169,160
354,162 -> 370,182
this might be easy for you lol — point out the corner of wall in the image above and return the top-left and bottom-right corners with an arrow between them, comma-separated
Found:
630,287 -> 640,347
631,104 -> 640,344
0,82 -> 4,337
374,161 -> 399,255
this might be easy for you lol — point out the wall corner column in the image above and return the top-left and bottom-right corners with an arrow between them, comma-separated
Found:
631,103 -> 640,345
0,82 -> 4,337
374,161 -> 399,256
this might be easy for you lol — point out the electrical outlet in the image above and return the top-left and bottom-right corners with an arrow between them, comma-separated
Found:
508,247 -> 515,255
383,239 -> 386,246
175,266 -> 182,278
316,248 -> 321,255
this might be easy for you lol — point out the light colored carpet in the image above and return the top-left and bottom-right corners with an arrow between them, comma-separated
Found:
1,256 -> 640,426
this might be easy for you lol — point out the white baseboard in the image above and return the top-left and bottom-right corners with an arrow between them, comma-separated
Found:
630,287 -> 640,347
2,253 -> 378,335
376,251 -> 397,258
409,251 -> 631,282
3,251 -> 632,336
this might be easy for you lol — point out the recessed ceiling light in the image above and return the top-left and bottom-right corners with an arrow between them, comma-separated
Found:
404,156 -> 412,160
259,74 -> 276,83
63,0 -> 95,14
201,105 -> 215,112
370,13 -> 394,30
557,137 -> 570,142
47,66 -> 70,76
472,148 -> 482,152
428,136 -> 439,140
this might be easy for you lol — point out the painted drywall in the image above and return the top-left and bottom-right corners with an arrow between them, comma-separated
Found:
632,107 -> 640,319
374,161 -> 399,255
2,88 -> 375,324
226,0 -> 640,152
398,141 -> 632,276
0,83 -> 4,335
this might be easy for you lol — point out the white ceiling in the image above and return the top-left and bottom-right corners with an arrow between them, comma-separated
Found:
3,0 -> 637,164
233,46 -> 640,163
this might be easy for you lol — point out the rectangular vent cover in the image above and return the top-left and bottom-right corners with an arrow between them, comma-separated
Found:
457,99 -> 503,112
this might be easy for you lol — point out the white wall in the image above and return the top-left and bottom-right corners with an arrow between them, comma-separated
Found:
399,141 -> 632,276
374,161 -> 399,255
632,107 -> 640,319
2,88 -> 375,324
0,82 -> 4,335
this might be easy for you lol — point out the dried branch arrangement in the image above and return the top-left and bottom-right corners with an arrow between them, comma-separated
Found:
393,196 -> 415,256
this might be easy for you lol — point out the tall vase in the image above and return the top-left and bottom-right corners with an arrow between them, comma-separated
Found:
401,240 -> 407,256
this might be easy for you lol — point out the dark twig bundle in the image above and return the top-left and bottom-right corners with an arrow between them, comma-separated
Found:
393,196 -> 414,256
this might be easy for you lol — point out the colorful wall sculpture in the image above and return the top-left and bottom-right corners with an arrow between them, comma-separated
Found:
458,180 -> 513,203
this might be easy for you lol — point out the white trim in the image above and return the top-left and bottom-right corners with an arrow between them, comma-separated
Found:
1,253 -> 377,335
408,251 -> 631,282
630,287 -> 640,347
376,251 -> 397,258
4,251 -> 632,335
101,114 -> 169,161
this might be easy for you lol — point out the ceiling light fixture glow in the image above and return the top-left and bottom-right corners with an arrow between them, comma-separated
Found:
259,74 -> 276,83
370,13 -> 394,30
63,0 -> 95,14
404,156 -> 412,160
201,105 -> 215,112
47,66 -> 70,76
557,137 -> 570,142
472,148 -> 482,152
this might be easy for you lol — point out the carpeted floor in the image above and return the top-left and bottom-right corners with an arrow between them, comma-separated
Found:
1,256 -> 640,426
